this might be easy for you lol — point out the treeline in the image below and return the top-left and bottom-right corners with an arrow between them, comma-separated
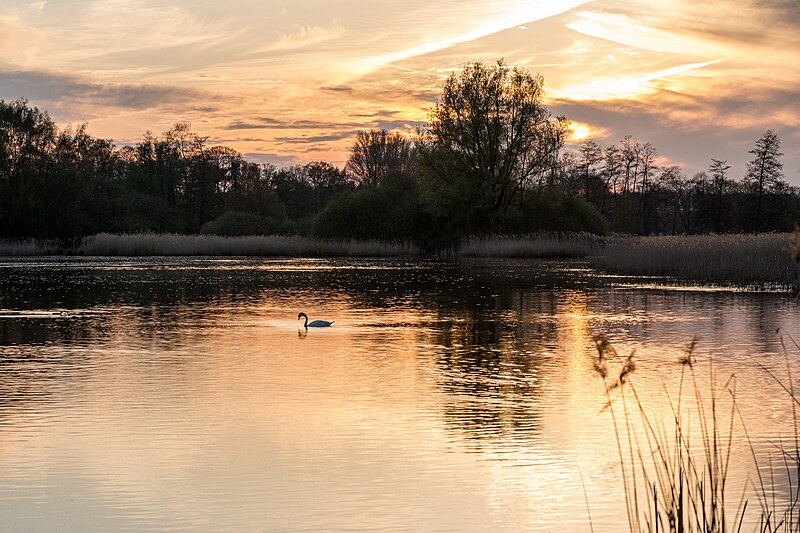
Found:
561,131 -> 797,234
1,61 -> 797,247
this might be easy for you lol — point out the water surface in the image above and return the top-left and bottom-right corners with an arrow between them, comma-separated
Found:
0,257 -> 798,532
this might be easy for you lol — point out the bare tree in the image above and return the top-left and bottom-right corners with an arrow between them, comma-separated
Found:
708,158 -> 731,233
744,129 -> 784,231
346,129 -> 413,187
578,139 -> 603,200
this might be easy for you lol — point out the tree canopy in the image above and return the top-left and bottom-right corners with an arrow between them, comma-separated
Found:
419,60 -> 569,233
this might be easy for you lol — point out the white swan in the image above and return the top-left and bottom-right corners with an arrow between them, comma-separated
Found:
298,312 -> 334,328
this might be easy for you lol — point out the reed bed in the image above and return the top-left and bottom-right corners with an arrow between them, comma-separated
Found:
0,239 -> 63,256
456,233 -> 605,258
2,232 -> 799,293
595,233 -> 798,289
79,232 -> 419,257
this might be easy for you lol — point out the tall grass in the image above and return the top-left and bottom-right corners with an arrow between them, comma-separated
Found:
2,231 -> 799,293
594,335 -> 800,533
594,234 -> 797,289
78,232 -> 419,257
0,239 -> 62,256
456,232 -> 605,258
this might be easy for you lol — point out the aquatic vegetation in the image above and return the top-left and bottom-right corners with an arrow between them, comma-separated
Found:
79,232 -> 419,257
456,233 -> 605,258
3,231 -> 799,293
593,335 -> 800,533
594,233 -> 797,290
0,239 -> 62,256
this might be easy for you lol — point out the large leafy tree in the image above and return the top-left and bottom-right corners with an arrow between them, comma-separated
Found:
419,60 -> 568,233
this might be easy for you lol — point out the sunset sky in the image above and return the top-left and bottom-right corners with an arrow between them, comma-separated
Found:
1,0 -> 798,182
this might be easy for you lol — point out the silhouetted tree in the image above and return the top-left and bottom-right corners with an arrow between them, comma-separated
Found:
744,130 -> 784,231
346,129 -> 414,187
707,158 -> 732,233
419,60 -> 568,234
578,139 -> 602,201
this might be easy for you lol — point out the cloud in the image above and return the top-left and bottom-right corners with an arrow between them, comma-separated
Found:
320,86 -> 353,93
354,0 -> 590,76
565,11 -> 721,57
259,21 -> 345,52
274,131 -> 356,144
243,152 -> 300,167
0,68 -> 206,111
224,116 -> 419,133
224,118 -> 361,131
552,60 -> 720,101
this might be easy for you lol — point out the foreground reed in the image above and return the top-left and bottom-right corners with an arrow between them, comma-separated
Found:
594,233 -> 797,289
593,335 -> 800,533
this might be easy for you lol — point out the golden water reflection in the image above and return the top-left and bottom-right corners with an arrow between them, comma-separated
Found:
0,258 -> 797,532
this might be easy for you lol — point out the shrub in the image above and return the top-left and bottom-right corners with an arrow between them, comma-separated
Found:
200,210 -> 276,236
519,190 -> 610,236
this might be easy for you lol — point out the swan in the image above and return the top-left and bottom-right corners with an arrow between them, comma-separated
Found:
297,312 -> 334,328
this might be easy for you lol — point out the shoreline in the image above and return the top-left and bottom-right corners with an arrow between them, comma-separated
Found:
1,231 -> 797,292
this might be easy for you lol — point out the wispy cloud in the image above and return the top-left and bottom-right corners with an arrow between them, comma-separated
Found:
553,60 -> 720,101
353,0 -> 590,77
258,21 -> 345,52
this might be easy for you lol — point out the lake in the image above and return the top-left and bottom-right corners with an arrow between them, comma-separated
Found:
0,257 -> 798,532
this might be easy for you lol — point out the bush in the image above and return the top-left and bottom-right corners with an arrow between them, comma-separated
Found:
313,179 -> 426,242
312,190 -> 391,240
200,210 -> 276,236
519,190 -> 609,235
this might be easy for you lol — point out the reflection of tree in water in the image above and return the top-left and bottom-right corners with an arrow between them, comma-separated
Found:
427,288 -> 563,450
0,342 -> 90,425
2,257 -> 797,451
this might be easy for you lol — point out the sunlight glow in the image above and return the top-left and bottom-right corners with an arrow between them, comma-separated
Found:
353,0 -> 589,77
568,122 -> 596,142
554,60 -> 719,101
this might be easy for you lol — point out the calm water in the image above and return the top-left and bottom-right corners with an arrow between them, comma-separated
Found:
0,257 -> 798,532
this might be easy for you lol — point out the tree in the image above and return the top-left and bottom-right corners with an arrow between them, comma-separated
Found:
744,130 -> 784,231
346,129 -> 414,187
636,142 -> 658,234
419,60 -> 568,233
600,145 -> 622,218
301,161 -> 352,211
0,99 -> 58,238
578,139 -> 602,201
707,158 -> 731,233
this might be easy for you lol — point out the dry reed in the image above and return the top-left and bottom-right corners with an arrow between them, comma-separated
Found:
595,234 -> 797,289
79,232 -> 418,257
593,335 -> 800,533
457,233 -> 605,258
0,239 -> 62,256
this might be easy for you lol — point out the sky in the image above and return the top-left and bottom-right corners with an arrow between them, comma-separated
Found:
0,0 -> 798,182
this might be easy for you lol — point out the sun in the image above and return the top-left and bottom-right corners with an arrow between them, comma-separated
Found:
568,122 -> 594,142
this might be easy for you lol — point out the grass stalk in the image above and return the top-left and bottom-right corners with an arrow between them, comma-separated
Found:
593,335 -> 799,532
